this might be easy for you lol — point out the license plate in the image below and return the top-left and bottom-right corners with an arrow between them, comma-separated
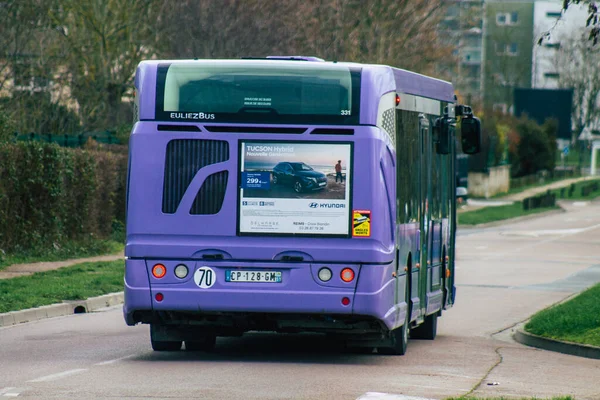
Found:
319,182 -> 326,186
225,270 -> 282,283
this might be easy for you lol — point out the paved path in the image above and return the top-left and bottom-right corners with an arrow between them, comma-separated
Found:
459,176 -> 596,214
500,176 -> 596,201
0,252 -> 124,279
1,203 -> 600,399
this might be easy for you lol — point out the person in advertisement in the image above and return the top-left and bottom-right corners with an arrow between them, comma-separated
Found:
335,160 -> 343,183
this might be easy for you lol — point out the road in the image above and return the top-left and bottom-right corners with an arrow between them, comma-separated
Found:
1,200 -> 600,399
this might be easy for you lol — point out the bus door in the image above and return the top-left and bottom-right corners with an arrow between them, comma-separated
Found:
445,128 -> 458,308
418,114 -> 432,321
429,143 -> 444,298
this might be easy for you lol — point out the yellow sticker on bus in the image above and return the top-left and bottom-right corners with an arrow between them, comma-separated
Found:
353,210 -> 371,237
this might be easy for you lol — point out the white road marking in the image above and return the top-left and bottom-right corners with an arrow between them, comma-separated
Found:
27,369 -> 87,383
94,354 -> 136,366
3,393 -> 19,397
0,389 -> 15,396
484,223 -> 600,260
356,393 -> 437,400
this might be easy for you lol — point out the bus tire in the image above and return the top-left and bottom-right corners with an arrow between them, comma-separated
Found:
411,312 -> 437,340
151,339 -> 182,351
185,335 -> 216,352
150,324 -> 182,351
377,321 -> 408,356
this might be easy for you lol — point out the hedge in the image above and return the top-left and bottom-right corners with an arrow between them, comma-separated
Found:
0,141 -> 127,253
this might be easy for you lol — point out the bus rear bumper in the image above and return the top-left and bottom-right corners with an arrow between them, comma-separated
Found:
123,259 -> 403,332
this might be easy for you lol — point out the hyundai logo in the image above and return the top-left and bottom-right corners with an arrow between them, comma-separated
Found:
309,202 -> 318,208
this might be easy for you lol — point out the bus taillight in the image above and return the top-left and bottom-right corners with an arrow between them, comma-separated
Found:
340,268 -> 355,283
152,264 -> 166,279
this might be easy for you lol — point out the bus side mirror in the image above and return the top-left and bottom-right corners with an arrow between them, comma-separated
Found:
460,116 -> 481,155
435,117 -> 450,155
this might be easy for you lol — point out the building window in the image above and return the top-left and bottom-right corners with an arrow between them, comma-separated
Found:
496,13 -> 507,25
544,42 -> 561,49
546,11 -> 562,18
544,72 -> 560,79
496,11 -> 519,26
511,12 -> 519,24
495,42 -> 518,56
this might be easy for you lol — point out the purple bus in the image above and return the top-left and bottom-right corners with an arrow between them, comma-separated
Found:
124,57 -> 481,355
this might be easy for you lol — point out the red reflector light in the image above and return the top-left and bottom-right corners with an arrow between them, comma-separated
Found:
340,268 -> 355,282
342,297 -> 350,306
152,264 -> 166,279
155,293 -> 164,302
395,94 -> 400,106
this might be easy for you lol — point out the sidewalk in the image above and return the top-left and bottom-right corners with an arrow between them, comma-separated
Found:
0,252 -> 124,280
499,176 -> 595,202
459,176 -> 595,214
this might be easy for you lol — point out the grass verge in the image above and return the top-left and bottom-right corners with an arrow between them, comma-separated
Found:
0,239 -> 123,272
0,260 -> 124,313
524,283 -> 600,348
458,203 -> 559,226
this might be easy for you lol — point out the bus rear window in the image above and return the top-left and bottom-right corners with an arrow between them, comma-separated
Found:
155,61 -> 361,125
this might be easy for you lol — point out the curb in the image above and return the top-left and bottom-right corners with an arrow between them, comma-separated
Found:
0,292 -> 124,328
513,328 -> 600,360
458,207 -> 565,230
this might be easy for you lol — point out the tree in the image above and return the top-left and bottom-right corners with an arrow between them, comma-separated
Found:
293,0 -> 451,74
0,1 -> 54,94
514,116 -> 557,177
158,0 -> 452,77
0,106 -> 17,142
555,29 -> 600,137
539,1 -> 598,45
156,0 -> 298,60
48,0 -> 163,130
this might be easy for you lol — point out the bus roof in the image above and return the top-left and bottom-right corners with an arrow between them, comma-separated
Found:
135,59 -> 455,123
137,58 -> 454,102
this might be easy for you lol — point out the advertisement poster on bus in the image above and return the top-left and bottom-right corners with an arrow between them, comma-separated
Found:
239,141 -> 352,236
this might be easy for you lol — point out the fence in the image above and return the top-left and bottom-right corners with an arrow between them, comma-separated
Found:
581,181 -> 600,197
522,190 -> 556,211
524,180 -> 600,211
12,131 -> 121,147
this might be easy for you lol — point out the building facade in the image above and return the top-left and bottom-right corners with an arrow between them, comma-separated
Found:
483,1 -> 535,113
440,0 -> 485,107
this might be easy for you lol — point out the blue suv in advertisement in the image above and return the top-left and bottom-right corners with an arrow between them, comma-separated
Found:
272,162 -> 327,193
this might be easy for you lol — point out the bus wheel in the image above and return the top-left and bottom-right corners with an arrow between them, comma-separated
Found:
185,335 -> 216,352
150,324 -> 182,351
378,321 -> 408,355
411,312 -> 437,340
151,339 -> 182,351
